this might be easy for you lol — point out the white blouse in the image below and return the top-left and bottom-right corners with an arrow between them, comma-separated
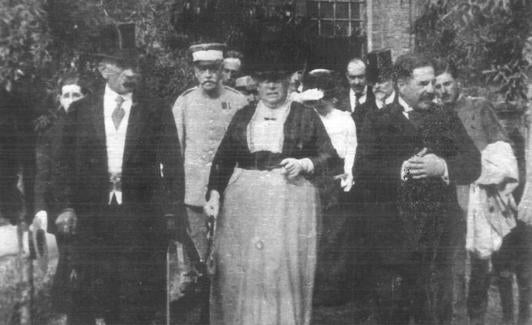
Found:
247,100 -> 291,153
317,108 -> 357,175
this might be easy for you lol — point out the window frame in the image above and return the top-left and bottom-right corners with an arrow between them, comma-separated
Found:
307,0 -> 365,38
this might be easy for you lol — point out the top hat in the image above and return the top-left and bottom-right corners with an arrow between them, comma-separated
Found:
366,49 -> 393,84
96,23 -> 139,68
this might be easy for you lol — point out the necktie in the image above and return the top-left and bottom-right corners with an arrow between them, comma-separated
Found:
112,95 -> 125,130
354,93 -> 362,111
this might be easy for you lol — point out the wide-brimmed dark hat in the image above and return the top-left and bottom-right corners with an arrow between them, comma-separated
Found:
367,49 -> 393,84
95,23 -> 139,68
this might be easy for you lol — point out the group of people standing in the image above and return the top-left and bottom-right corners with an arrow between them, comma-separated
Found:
1,28 -> 531,325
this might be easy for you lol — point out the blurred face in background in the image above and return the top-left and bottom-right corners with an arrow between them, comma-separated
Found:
434,71 -> 459,104
59,84 -> 84,111
257,78 -> 289,108
373,79 -> 394,103
346,62 -> 367,95
222,58 -> 242,87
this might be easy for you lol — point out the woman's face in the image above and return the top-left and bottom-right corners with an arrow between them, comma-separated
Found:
257,79 -> 289,108
304,99 -> 333,115
59,84 -> 84,111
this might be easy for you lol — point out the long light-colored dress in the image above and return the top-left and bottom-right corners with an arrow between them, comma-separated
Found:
209,100 -> 336,325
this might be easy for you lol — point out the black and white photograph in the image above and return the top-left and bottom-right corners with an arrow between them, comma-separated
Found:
1,0 -> 532,324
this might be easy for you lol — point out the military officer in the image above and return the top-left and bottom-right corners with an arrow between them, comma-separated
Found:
172,43 -> 247,262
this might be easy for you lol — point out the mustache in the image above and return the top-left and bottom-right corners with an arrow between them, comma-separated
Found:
123,80 -> 138,89
420,93 -> 434,101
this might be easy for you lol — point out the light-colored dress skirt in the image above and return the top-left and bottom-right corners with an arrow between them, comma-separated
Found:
210,167 -> 318,325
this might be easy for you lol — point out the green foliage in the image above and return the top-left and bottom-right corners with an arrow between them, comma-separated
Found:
1,0 -> 311,104
0,0 -> 52,85
415,0 -> 531,110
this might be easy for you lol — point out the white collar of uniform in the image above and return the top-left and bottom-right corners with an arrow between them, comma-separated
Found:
397,95 -> 414,114
104,85 -> 133,108
384,90 -> 396,105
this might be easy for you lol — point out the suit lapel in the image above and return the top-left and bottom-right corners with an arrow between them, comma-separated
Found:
91,90 -> 107,152
389,102 -> 418,138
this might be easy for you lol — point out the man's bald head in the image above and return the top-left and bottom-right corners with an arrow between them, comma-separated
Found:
346,58 -> 367,95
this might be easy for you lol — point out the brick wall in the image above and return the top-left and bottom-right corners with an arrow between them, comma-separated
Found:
368,0 -> 418,58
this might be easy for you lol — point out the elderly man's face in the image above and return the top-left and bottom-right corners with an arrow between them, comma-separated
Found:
398,66 -> 435,111
373,79 -> 394,102
257,79 -> 289,108
434,72 -> 459,104
59,84 -> 84,111
103,63 -> 140,95
195,62 -> 222,92
346,63 -> 367,95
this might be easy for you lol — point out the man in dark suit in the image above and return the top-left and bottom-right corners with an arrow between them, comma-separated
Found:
57,26 -> 184,325
337,58 -> 378,140
354,53 -> 481,324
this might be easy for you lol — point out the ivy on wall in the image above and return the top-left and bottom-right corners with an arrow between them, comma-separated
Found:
415,0 -> 531,111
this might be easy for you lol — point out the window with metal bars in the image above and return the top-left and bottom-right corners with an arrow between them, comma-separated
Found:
307,0 -> 365,37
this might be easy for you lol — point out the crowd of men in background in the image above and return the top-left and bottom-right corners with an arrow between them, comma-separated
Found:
0,26 -> 531,325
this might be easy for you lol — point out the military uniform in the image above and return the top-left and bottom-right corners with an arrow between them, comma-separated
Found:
172,85 -> 247,257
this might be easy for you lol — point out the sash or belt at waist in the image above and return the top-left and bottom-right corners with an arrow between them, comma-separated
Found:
239,151 -> 286,171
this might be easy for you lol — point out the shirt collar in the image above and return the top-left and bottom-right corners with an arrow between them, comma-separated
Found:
350,86 -> 367,99
385,90 -> 396,105
397,95 -> 414,113
104,84 -> 133,103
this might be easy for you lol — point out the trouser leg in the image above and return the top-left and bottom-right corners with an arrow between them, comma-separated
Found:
373,266 -> 411,325
314,201 -> 352,306
516,224 -> 532,325
185,205 -> 209,260
449,212 -> 468,325
51,233 -> 73,315
467,255 -> 491,325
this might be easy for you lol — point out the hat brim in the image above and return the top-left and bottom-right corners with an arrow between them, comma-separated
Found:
94,48 -> 140,68
252,70 -> 292,82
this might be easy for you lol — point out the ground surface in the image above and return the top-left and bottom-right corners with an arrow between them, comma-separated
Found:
0,233 -> 525,325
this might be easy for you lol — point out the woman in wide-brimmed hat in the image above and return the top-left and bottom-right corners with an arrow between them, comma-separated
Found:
204,66 -> 339,325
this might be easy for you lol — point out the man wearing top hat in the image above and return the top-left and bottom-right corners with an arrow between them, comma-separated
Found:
172,43 -> 247,266
57,24 -> 184,324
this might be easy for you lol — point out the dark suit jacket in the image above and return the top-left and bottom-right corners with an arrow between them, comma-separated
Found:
337,86 -> 378,141
34,107 -> 69,233
354,99 -> 481,264
58,86 -> 184,254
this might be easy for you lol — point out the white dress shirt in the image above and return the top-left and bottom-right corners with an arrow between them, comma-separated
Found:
317,109 -> 357,175
103,85 -> 133,204
349,86 -> 367,112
